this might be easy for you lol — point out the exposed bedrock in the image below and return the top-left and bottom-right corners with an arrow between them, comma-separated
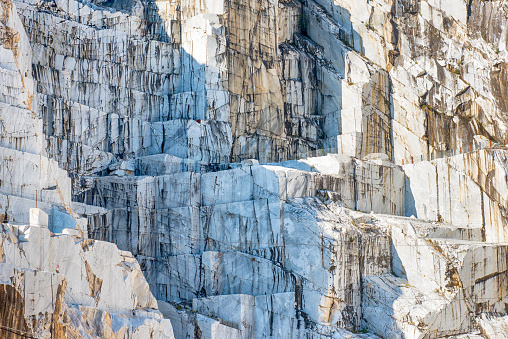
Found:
2,0 -> 508,338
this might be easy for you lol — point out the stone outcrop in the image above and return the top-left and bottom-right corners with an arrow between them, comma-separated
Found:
0,220 -> 174,338
2,0 -> 508,337
0,0 -> 173,336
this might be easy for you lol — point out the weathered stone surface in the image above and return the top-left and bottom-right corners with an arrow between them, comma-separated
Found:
0,222 -> 174,338
405,149 -> 508,242
3,0 -> 508,337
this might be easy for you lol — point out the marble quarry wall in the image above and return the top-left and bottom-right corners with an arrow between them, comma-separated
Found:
18,0 -> 508,194
82,155 -> 404,260
0,220 -> 175,338
13,0 -> 404,193
405,149 -> 508,243
2,0 -> 508,337
329,0 -> 508,162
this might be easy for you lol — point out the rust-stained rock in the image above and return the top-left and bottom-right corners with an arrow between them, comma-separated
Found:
84,261 -> 103,302
0,284 -> 32,339
0,223 -> 174,338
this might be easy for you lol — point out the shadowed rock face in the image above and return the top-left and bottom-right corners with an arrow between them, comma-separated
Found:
226,0 -> 283,161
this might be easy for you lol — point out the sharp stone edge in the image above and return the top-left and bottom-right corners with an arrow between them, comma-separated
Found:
1,0 -> 508,337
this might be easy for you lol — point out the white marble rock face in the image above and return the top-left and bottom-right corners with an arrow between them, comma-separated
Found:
0,222 -> 175,338
2,0 -> 508,338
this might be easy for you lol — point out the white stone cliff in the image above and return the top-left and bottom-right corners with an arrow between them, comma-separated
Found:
2,0 -> 508,338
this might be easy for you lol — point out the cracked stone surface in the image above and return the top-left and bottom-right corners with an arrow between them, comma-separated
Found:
2,0 -> 508,337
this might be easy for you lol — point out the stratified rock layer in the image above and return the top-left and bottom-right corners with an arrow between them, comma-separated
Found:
2,0 -> 508,338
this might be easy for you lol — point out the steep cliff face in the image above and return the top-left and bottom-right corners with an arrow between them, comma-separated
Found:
22,0 -> 508,181
0,0 -> 174,336
3,0 -> 508,338
328,0 -> 508,160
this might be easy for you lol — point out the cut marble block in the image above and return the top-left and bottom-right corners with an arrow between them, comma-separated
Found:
200,198 -> 283,255
152,120 -> 233,163
148,251 -> 296,302
430,239 -> 508,313
405,150 -> 508,242
0,103 -> 43,154
29,208 -> 48,227
158,300 -> 242,339
276,154 -> 405,215
193,294 -> 255,339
